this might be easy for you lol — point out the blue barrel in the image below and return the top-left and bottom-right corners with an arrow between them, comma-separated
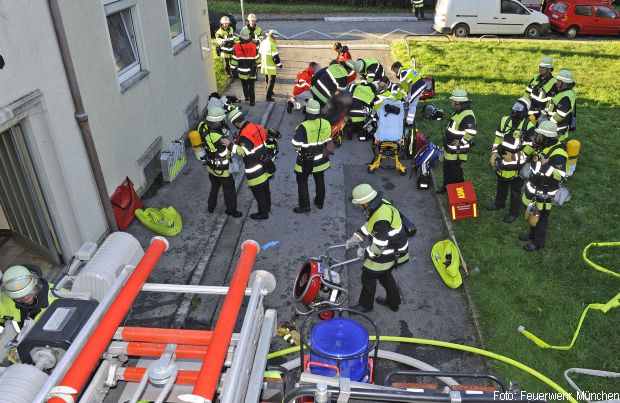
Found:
309,318 -> 369,382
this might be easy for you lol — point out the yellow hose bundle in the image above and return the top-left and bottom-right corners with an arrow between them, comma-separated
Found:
134,207 -> 183,236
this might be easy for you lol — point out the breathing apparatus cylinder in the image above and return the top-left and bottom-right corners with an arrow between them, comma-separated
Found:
188,130 -> 206,160
566,139 -> 580,176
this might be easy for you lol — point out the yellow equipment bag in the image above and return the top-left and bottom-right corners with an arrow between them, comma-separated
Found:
431,239 -> 462,289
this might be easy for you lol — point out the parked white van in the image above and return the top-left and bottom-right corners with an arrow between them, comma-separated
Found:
433,0 -> 550,38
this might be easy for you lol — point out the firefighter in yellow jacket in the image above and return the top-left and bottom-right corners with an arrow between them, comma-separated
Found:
1,265 -> 56,328
291,99 -> 333,213
345,184 -> 409,313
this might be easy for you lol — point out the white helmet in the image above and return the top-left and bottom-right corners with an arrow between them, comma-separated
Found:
247,13 -> 257,22
1,265 -> 39,300
220,16 -> 230,25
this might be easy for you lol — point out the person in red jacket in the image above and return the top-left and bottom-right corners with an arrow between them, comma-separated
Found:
333,42 -> 352,62
287,62 -> 318,113
334,42 -> 357,82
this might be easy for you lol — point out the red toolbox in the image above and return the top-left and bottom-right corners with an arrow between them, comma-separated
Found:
447,181 -> 478,220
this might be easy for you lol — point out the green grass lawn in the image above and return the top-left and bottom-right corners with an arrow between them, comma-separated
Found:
209,0 -> 409,14
212,42 -> 228,91
392,39 -> 620,396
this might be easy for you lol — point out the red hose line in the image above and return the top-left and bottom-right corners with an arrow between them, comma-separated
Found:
126,342 -> 208,359
120,367 -> 198,385
120,327 -> 213,345
48,237 -> 169,403
192,240 -> 260,400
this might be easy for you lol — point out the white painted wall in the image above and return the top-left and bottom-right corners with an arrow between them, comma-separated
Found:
0,0 -> 217,260
0,0 -> 106,258
61,0 -> 217,193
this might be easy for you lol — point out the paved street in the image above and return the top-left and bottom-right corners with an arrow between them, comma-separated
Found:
120,44 -> 485,393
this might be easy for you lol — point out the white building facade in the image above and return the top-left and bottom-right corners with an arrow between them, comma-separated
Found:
0,0 -> 217,264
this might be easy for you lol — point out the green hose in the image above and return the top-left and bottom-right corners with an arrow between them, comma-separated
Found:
519,241 -> 620,350
267,335 -> 577,403
134,207 -> 183,236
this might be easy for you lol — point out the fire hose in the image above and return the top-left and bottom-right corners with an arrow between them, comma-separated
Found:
267,335 -> 577,403
518,241 -> 620,350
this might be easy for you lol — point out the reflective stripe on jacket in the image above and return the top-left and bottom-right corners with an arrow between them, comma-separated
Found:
215,27 -> 235,57
355,198 -> 409,271
198,123 -> 232,177
293,67 -> 314,96
311,64 -> 349,104
292,117 -> 332,173
492,116 -> 534,179
0,282 -> 56,327
259,37 -> 281,74
231,41 -> 260,80
525,74 -> 557,113
231,122 -> 272,186
443,107 -> 477,161
522,142 -> 568,211
545,86 -> 576,142
348,83 -> 377,123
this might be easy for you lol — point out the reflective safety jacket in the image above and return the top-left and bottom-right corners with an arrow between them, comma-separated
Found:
230,122 -> 272,187
0,281 -> 56,327
443,105 -> 477,161
375,82 -> 404,109
243,24 -> 262,43
412,0 -> 424,7
348,83 -> 377,123
522,141 -> 567,211
293,66 -> 314,97
525,73 -> 557,114
292,117 -> 332,173
231,41 -> 260,80
215,26 -> 235,58
354,197 -> 409,272
545,84 -> 576,142
359,58 -> 384,84
311,64 -> 349,104
259,36 -> 282,75
396,67 -> 425,103
492,116 -> 535,179
198,123 -> 232,177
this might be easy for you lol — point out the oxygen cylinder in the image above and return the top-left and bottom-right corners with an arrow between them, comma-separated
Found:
188,130 -> 206,160
566,139 -> 580,176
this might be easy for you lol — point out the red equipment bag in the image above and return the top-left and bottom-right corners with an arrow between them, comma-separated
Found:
110,176 -> 143,231
420,77 -> 435,100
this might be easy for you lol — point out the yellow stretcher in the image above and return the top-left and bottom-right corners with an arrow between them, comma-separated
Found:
431,239 -> 462,289
367,99 -> 407,176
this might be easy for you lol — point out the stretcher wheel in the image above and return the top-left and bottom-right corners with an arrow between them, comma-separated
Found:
334,135 -> 342,148
367,166 -> 375,174
399,168 -> 407,176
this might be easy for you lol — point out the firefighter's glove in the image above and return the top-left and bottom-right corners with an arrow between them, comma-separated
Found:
502,153 -> 513,163
277,321 -> 300,346
356,246 -> 365,259
345,233 -> 363,250
489,152 -> 498,167
268,128 -> 281,139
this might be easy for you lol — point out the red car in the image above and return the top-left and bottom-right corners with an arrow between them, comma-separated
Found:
545,1 -> 620,38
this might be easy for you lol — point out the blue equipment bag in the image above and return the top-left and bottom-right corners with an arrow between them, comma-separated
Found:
413,140 -> 441,189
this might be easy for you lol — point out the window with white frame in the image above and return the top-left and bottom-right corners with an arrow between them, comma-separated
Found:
106,5 -> 140,82
167,0 -> 186,48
